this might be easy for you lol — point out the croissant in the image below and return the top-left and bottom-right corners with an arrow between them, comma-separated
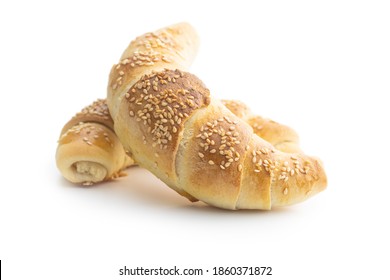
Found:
56,98 -> 301,185
107,24 -> 327,209
55,99 -> 134,185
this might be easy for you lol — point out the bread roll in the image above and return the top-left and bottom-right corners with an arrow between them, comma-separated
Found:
56,99 -> 134,185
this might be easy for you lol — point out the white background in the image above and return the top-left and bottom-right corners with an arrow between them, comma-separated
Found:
1,0 -> 389,279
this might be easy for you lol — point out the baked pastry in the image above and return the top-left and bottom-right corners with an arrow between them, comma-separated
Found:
107,25 -> 327,209
56,99 -> 134,185
56,98 -> 301,185
221,100 -> 301,154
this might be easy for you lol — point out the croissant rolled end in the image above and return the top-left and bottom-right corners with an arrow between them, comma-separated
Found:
295,156 -> 327,204
309,157 -> 328,195
270,155 -> 327,208
56,143 -> 110,186
56,123 -> 134,185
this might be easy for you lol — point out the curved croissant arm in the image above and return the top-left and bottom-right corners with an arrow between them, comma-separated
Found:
107,22 -> 200,122
221,100 -> 301,154
56,99 -> 134,185
108,68 -> 327,209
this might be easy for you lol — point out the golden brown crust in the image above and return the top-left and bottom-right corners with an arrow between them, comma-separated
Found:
176,100 -> 253,209
59,123 -> 117,154
269,154 -> 327,207
56,100 -> 134,185
222,99 -> 301,153
236,136 -> 272,209
61,99 -> 113,136
220,99 -> 252,120
247,117 -> 300,152
123,69 -> 210,181
107,22 -> 199,120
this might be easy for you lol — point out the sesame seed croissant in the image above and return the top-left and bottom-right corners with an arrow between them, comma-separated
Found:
56,99 -> 135,185
107,24 -> 327,209
56,98 -> 302,186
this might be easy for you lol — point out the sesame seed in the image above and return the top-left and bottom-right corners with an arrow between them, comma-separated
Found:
162,56 -> 171,62
283,188 -> 289,195
208,160 -> 214,165
198,152 -> 204,158
238,164 -> 243,172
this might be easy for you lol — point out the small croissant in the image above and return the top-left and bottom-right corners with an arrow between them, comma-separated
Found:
56,99 -> 134,185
